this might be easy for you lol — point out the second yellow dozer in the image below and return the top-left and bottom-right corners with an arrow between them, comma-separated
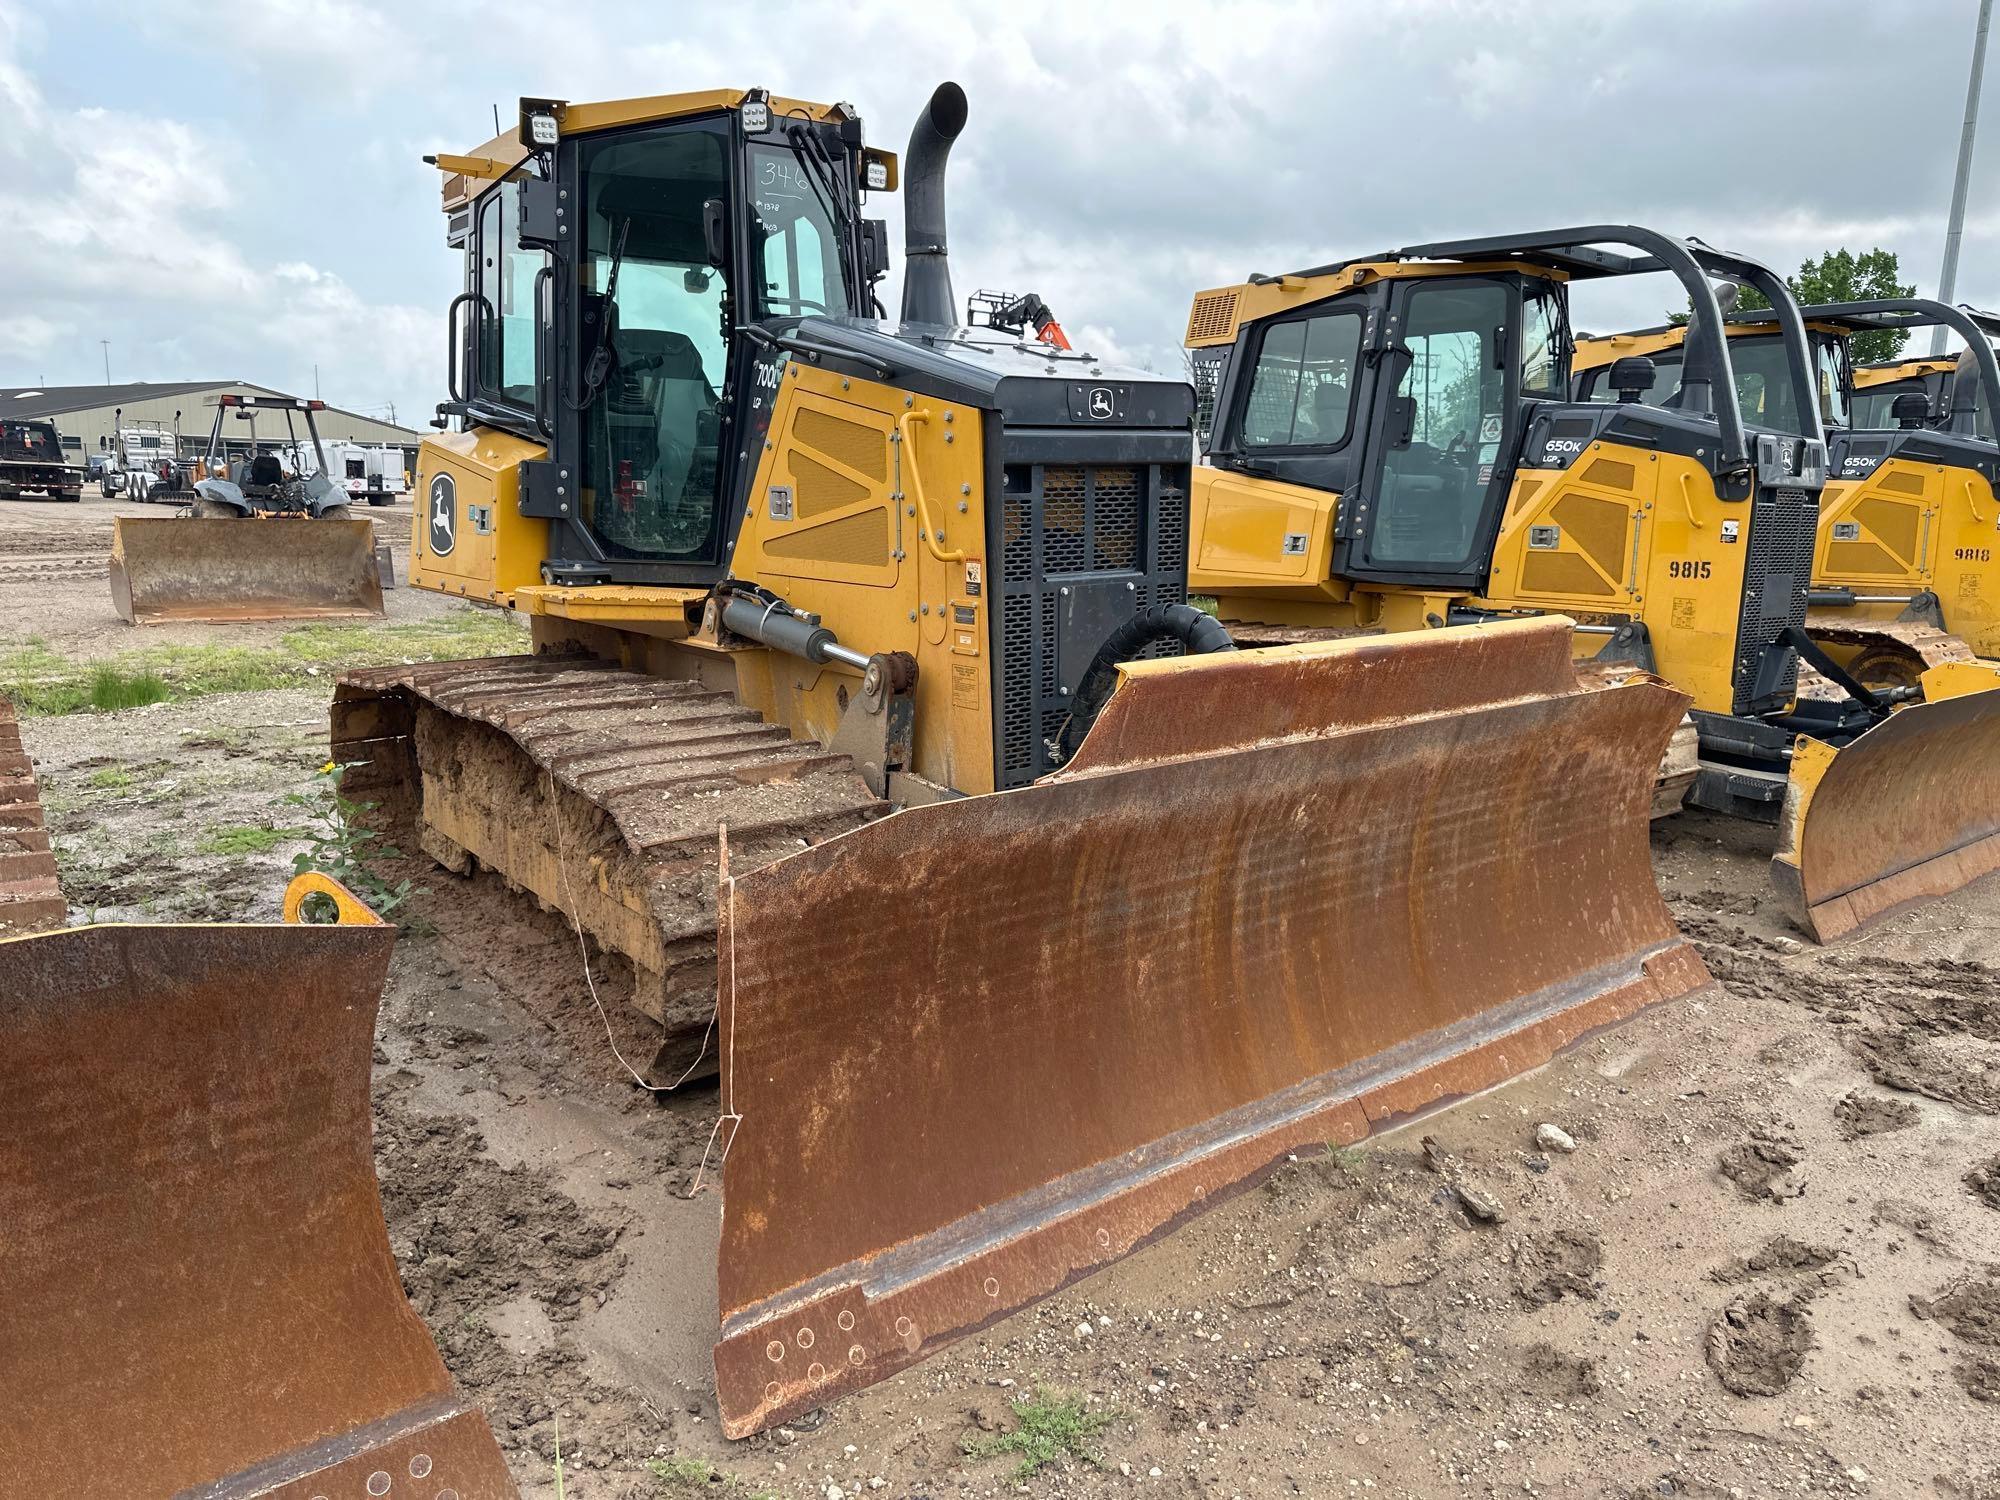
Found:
331,90 -> 1708,1434
1182,226 -> 2000,941
1572,300 -> 2000,937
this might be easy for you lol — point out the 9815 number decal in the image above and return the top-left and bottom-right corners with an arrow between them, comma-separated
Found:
1667,559 -> 1712,580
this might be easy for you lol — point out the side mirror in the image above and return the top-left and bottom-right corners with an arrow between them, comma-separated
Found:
1891,392 -> 1930,428
703,198 -> 728,268
1609,356 -> 1657,404
859,219 -> 891,284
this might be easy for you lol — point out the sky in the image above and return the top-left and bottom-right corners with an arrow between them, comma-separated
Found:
1,0 -> 1994,428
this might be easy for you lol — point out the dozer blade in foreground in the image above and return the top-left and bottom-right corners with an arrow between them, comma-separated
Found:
712,616 -> 1712,1436
110,515 -> 385,624
0,874 -> 516,1499
1773,662 -> 2000,941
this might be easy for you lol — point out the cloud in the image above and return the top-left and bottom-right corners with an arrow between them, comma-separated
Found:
7,0 -> 1997,427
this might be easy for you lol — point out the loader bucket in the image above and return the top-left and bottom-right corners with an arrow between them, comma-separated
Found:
0,874 -> 517,1499
712,616 -> 1711,1436
109,515 -> 385,624
1772,661 -> 2000,941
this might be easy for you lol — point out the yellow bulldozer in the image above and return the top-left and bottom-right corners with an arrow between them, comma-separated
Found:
1182,229 -> 2000,942
321,92 -> 1708,1436
1571,300 -> 2000,935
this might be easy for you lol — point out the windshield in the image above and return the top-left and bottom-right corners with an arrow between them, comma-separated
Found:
748,141 -> 854,319
1851,376 -> 1929,429
1585,332 -> 1808,435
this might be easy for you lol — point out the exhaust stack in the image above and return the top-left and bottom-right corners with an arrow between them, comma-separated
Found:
899,82 -> 968,327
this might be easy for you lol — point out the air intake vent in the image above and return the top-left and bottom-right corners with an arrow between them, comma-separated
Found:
1186,290 -> 1239,344
992,455 -> 1190,788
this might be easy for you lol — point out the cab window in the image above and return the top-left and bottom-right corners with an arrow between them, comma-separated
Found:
1520,285 -> 1565,395
748,143 -> 853,318
575,119 -> 734,563
475,179 -> 547,410
1369,279 -> 1510,567
1237,310 -> 1362,448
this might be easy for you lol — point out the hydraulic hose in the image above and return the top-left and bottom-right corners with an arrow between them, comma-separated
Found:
1055,604 -> 1235,764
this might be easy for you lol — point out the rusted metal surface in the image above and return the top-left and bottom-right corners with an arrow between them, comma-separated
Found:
0,918 -> 516,1498
1796,614 -> 1976,699
334,654 -> 881,1073
0,692 -> 64,934
1772,685 -> 2000,941
713,616 -> 1710,1437
110,516 -> 385,624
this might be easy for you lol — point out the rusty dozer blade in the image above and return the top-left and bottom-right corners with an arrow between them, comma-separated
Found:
110,515 -> 385,624
1772,661 -> 2000,941
0,691 -> 64,935
713,616 -> 1711,1437
0,874 -> 517,1499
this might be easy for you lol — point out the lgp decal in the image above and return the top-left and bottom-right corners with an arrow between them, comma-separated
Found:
428,473 -> 457,556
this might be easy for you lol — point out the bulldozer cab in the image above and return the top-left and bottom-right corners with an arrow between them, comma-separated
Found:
1194,228 -> 1827,631
433,92 -> 897,588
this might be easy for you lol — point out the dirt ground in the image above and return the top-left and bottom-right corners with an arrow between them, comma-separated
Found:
9,493 -> 2000,1499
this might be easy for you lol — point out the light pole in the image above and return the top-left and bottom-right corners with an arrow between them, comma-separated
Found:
1934,0 -> 1994,355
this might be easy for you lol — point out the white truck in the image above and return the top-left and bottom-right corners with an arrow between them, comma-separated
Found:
322,442 -> 409,506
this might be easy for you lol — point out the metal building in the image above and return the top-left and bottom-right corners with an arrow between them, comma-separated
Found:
0,381 -> 418,465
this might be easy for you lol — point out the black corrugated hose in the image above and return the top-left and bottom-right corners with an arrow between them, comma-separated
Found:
1054,604 -> 1235,764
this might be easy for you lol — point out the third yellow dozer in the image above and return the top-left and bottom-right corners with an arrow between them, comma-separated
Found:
1572,299 -> 2000,937
332,94 -> 1705,1435
1182,227 -> 2000,941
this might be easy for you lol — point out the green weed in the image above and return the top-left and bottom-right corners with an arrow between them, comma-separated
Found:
285,763 -> 423,922
962,1387 -> 1116,1479
86,767 -> 134,790
643,1456 -> 779,1498
197,823 -> 305,856
87,665 -> 169,710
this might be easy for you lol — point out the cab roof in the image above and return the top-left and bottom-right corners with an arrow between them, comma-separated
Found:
428,88 -> 855,213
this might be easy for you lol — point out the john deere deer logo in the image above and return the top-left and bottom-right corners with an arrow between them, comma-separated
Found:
428,473 -> 456,556
1087,387 -> 1114,419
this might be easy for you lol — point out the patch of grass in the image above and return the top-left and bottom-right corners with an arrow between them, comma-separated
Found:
0,603 -> 528,717
87,767 -> 135,790
280,606 -> 527,664
88,665 -> 170,710
963,1387 -> 1116,1479
197,823 -> 306,856
643,1457 -> 778,1498
1326,1143 -> 1368,1175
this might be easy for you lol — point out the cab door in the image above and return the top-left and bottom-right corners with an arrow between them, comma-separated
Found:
1332,276 -> 1532,592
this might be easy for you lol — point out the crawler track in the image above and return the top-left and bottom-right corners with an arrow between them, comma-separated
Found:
333,654 -> 883,1076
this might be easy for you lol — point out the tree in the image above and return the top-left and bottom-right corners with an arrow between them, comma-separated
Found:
1665,247 -> 1917,363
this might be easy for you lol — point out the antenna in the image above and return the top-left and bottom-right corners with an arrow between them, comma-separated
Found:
1934,0 -> 1993,355
493,102 -> 502,136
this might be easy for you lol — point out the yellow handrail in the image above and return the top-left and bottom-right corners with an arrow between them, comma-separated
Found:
898,410 -> 968,563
